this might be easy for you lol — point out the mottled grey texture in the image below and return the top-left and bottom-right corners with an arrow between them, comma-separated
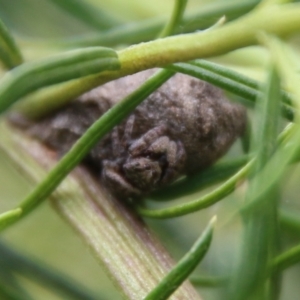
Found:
15,70 -> 247,199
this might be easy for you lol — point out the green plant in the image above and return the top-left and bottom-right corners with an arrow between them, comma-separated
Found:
0,0 -> 300,299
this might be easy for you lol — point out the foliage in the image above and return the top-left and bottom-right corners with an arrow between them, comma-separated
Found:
0,0 -> 300,299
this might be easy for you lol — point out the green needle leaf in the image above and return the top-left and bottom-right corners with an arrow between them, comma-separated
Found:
16,2 -> 300,119
190,275 -> 226,287
279,209 -> 300,234
55,0 -> 259,48
272,245 -> 300,274
158,0 -> 188,38
168,61 -> 294,121
144,216 -> 216,300
149,155 -> 249,201
137,160 -> 252,219
0,208 -> 22,231
0,18 -> 23,69
239,38 -> 300,213
0,69 -> 174,231
228,64 -> 282,300
140,119 -> 294,221
190,241 -> 300,287
0,47 -> 120,115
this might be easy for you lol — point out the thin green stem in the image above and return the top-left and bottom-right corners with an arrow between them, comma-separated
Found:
0,209 -> 22,230
137,160 -> 253,219
140,120 -> 294,219
118,3 -> 300,74
191,242 -> 300,287
168,62 -> 294,121
149,155 -> 249,201
17,2 -> 300,119
0,47 -> 120,116
190,275 -> 227,287
169,62 -> 258,99
144,217 -> 215,300
239,39 -> 300,214
0,18 -> 23,69
192,59 -> 259,87
0,122 -> 201,300
279,209 -> 300,234
229,65 -> 282,300
55,0 -> 259,48
0,69 -> 174,231
272,245 -> 300,273
190,59 -> 292,106
190,241 -> 300,287
158,0 -> 188,38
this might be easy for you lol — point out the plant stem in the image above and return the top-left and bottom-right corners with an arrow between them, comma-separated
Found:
0,18 -> 23,69
49,0 -> 260,48
158,0 -> 187,38
0,70 -> 173,231
145,216 -> 215,300
17,3 -> 300,119
0,121 -> 202,300
137,160 -> 253,219
149,155 -> 249,201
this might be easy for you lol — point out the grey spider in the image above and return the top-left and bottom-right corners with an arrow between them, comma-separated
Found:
11,69 -> 247,199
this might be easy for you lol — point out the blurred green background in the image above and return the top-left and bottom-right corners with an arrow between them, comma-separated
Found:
1,1 -> 300,299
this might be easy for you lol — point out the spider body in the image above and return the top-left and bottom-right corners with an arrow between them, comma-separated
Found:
17,70 -> 247,199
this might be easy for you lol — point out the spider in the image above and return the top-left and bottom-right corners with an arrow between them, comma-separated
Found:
11,70 -> 247,199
